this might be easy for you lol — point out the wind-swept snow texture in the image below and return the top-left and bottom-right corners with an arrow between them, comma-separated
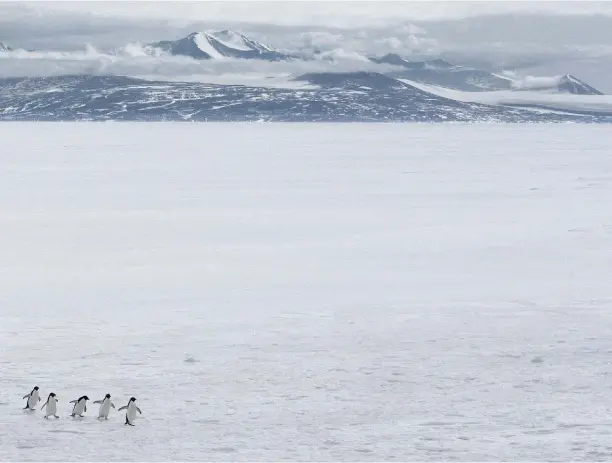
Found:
1,123 -> 612,461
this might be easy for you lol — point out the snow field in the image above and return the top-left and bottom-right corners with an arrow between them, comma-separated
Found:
1,123 -> 612,461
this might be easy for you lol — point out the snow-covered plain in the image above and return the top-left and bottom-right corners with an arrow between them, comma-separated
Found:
1,123 -> 612,461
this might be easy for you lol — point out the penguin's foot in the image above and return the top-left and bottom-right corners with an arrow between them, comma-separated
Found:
54,415 -> 59,419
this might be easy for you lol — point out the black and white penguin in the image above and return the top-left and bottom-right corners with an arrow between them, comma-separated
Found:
41,392 -> 59,419
93,393 -> 115,419
69,395 -> 89,417
118,397 -> 142,426
22,386 -> 41,410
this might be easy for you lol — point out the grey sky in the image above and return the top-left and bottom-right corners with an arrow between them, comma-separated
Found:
10,1 -> 612,25
1,1 -> 612,92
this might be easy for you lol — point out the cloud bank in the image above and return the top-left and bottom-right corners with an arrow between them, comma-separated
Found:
0,45 -> 401,85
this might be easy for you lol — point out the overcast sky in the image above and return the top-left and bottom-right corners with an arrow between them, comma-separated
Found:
1,1 -> 612,92
8,1 -> 612,25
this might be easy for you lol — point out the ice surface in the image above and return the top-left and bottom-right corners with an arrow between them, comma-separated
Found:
1,123 -> 612,461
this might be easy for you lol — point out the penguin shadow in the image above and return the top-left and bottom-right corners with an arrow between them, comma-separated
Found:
63,413 -> 115,425
48,429 -> 87,435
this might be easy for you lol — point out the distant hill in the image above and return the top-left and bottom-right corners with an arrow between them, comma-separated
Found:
294,71 -> 407,90
370,53 -> 603,95
371,53 -> 516,92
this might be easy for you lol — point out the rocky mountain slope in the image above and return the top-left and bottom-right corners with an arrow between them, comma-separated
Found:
0,74 -> 609,122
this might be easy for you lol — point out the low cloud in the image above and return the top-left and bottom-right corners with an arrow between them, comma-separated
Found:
0,45 -> 402,84
509,75 -> 564,90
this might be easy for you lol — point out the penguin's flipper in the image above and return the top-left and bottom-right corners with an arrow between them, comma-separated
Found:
111,403 -> 115,409
84,405 -> 87,412
69,400 -> 77,404
93,400 -> 102,404
136,407 -> 142,414
118,406 -> 128,411
22,394 -> 29,399
41,403 -> 47,410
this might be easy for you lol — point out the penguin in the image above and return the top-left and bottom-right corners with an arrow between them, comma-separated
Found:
22,386 -> 41,410
69,395 -> 89,417
93,393 -> 115,420
118,397 -> 142,426
41,392 -> 59,419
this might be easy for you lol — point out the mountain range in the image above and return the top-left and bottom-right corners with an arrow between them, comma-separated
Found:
0,30 -> 610,122
142,32 -> 602,96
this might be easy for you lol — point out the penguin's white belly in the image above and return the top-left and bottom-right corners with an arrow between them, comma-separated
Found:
126,406 -> 138,422
72,401 -> 86,415
28,393 -> 39,409
99,401 -> 111,418
45,400 -> 57,416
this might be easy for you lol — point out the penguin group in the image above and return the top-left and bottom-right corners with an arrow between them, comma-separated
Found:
22,386 -> 142,426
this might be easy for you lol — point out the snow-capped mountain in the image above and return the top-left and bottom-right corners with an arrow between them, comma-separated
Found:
1,74 -> 610,123
148,30 -> 292,61
371,53 -> 603,95
0,42 -> 13,52
510,74 -> 603,95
